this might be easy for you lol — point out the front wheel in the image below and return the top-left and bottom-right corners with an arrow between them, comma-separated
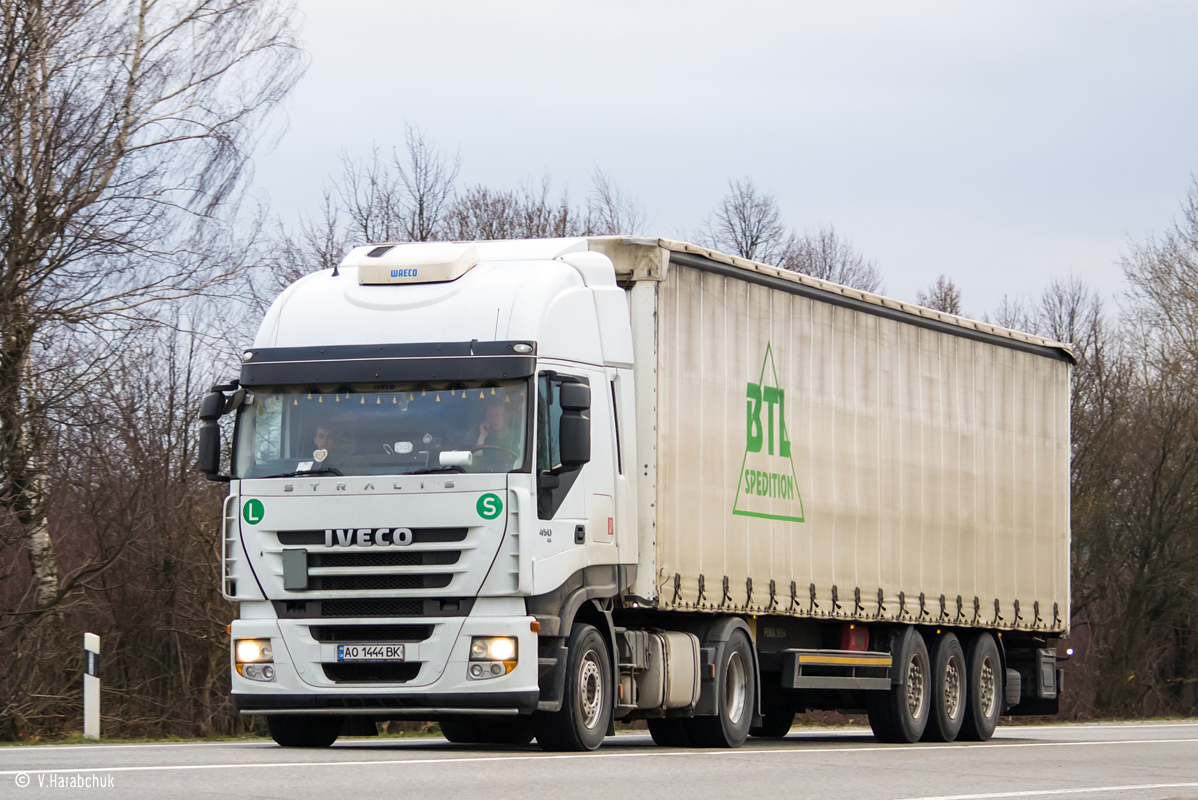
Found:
441,716 -> 535,745
266,714 -> 343,748
534,623 -> 611,751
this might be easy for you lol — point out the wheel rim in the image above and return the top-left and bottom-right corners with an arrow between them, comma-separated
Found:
578,649 -> 603,729
906,653 -> 926,720
979,656 -> 997,719
944,655 -> 963,720
725,651 -> 748,725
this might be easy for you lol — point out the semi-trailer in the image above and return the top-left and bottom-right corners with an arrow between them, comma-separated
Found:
199,236 -> 1071,751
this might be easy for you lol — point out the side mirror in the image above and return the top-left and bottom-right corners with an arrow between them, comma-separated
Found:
558,382 -> 591,468
559,382 -> 590,411
198,419 -> 224,478
199,390 -> 225,421
197,386 -> 235,481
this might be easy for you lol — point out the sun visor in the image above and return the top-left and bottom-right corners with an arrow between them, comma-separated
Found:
350,242 -> 480,285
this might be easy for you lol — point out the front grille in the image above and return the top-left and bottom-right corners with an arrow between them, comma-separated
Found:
314,551 -> 459,568
277,528 -> 468,546
321,599 -> 426,617
323,662 -> 422,683
310,624 -> 433,643
314,574 -> 453,592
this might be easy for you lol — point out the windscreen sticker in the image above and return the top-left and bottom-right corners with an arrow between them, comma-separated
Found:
477,493 -> 503,520
732,343 -> 805,523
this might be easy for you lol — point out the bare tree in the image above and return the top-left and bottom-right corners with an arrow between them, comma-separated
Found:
781,226 -> 883,292
443,178 -> 584,241
0,0 -> 301,660
262,189 -> 351,291
1036,276 -> 1102,346
916,275 -> 963,315
986,294 -> 1032,331
586,168 -> 646,235
697,178 -> 789,264
338,126 -> 460,244
1122,179 -> 1198,371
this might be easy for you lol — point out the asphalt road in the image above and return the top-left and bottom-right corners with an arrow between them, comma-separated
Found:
2,721 -> 1197,800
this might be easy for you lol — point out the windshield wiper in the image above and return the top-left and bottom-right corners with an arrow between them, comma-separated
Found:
406,466 -> 464,475
259,467 -> 344,479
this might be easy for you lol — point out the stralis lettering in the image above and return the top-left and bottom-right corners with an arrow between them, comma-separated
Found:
324,528 -> 414,547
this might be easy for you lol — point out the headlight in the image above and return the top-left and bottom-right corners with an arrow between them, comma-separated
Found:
235,638 -> 273,663
468,636 -> 518,681
469,636 -> 517,662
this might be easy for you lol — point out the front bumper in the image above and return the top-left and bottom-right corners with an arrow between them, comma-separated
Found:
230,611 -> 540,717
232,690 -> 539,715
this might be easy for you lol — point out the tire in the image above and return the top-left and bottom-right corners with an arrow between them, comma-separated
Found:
647,718 -> 692,747
534,623 -> 612,752
749,706 -> 795,738
867,626 -> 931,743
266,714 -> 343,748
922,632 -> 967,742
688,629 -> 756,748
439,717 -> 481,743
959,632 -> 1002,742
441,716 -> 535,745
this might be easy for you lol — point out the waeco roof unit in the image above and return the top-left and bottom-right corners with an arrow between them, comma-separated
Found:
347,242 -> 480,285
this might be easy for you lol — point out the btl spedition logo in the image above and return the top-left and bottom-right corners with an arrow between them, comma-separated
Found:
732,343 -> 805,523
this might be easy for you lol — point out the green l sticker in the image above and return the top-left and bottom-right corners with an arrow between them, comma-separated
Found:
243,498 -> 264,525
476,493 -> 503,520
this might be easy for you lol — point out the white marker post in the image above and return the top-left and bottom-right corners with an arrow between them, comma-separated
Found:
83,633 -> 100,739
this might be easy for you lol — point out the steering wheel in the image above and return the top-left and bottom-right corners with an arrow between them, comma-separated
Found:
472,444 -> 519,463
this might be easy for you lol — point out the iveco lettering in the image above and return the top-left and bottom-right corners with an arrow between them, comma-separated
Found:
198,237 -> 1072,751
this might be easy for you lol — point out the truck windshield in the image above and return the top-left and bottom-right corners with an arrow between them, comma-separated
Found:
233,380 -> 529,478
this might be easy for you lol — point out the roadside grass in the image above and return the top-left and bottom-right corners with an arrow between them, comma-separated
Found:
0,732 -> 270,747
0,725 -> 446,747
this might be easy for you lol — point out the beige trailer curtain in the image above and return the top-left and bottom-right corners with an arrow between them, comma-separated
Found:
653,264 -> 1070,634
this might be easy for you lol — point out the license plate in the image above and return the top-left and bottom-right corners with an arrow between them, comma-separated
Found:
337,644 -> 405,662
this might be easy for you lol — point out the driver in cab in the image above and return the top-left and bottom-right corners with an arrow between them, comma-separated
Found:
472,394 -> 521,468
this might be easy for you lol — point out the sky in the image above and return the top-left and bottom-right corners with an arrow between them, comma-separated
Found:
251,1 -> 1198,316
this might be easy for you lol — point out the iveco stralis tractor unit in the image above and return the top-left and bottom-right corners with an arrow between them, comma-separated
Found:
199,237 -> 1071,751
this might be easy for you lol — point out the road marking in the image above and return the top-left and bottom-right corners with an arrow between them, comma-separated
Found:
3,722 -> 1195,753
999,722 -> 1198,731
1,736 -> 1196,776
896,783 -> 1198,800
0,740 -> 272,753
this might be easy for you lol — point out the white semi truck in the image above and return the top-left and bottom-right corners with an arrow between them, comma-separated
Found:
199,236 -> 1072,751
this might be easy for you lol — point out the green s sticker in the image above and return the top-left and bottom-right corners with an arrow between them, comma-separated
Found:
476,493 -> 503,520
243,498 -> 264,525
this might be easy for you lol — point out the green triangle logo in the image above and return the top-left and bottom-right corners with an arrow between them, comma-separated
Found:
732,343 -> 805,523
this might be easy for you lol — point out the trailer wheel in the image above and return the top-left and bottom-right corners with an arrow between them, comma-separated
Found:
266,714 -> 342,748
749,706 -> 795,738
440,716 -> 535,745
959,632 -> 1002,741
867,626 -> 930,743
534,623 -> 611,752
688,629 -> 756,748
922,632 -> 966,742
647,718 -> 692,747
